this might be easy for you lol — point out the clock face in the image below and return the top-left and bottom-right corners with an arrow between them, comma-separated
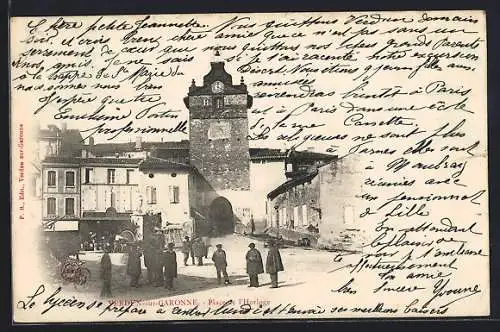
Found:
211,81 -> 224,93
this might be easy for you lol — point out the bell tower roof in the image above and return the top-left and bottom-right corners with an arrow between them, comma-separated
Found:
186,51 -> 249,97
203,50 -> 233,86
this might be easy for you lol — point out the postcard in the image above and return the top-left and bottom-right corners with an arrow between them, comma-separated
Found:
10,10 -> 489,322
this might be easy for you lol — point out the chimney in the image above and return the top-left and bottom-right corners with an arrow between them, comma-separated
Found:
61,122 -> 67,132
135,136 -> 142,150
307,146 -> 315,152
88,136 -> 94,147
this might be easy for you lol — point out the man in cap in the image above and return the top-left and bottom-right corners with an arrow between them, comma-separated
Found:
162,243 -> 178,290
181,236 -> 195,266
266,239 -> 284,288
245,243 -> 264,287
212,244 -> 231,285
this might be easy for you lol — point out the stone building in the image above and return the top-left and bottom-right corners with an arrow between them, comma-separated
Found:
267,154 -> 364,251
184,53 -> 254,234
79,157 -> 142,245
39,56 -> 339,246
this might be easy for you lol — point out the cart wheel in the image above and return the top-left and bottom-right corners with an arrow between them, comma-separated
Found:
77,268 -> 92,285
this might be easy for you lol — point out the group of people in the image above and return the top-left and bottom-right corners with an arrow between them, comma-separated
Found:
182,236 -> 285,288
99,235 -> 285,298
246,240 -> 284,288
100,231 -> 178,298
126,242 -> 178,290
181,236 -> 208,266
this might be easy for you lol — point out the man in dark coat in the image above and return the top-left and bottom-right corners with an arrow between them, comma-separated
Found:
126,243 -> 142,287
162,242 -> 178,290
181,236 -> 194,266
153,232 -> 165,286
143,242 -> 155,285
201,236 -> 210,259
154,247 -> 164,287
266,240 -> 284,288
100,244 -> 112,298
245,243 -> 264,287
212,244 -> 231,285
192,238 -> 205,266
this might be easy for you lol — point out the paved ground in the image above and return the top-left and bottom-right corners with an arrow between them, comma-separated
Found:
46,234 -> 351,306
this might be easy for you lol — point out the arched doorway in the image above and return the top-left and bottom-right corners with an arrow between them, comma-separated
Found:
209,197 -> 234,235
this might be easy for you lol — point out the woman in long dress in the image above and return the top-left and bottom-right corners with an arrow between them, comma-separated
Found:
100,245 -> 112,298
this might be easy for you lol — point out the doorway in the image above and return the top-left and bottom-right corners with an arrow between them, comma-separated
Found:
209,197 -> 234,235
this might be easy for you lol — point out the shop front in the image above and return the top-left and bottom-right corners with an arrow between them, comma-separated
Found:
79,208 -> 136,252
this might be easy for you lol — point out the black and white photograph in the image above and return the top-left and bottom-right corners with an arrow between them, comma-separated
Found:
10,10 -> 489,322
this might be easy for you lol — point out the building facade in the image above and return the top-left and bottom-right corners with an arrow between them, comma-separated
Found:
267,155 -> 363,251
41,157 -> 80,233
39,56 -> 340,247
79,158 -> 142,245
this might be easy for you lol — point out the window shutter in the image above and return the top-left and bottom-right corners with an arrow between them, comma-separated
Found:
302,205 -> 308,226
151,187 -> 157,204
146,186 -> 151,204
173,186 -> 179,203
344,206 -> 354,226
169,186 -> 173,203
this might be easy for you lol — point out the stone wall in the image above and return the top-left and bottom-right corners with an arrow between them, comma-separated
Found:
317,155 -> 365,252
189,117 -> 250,191
267,155 -> 365,251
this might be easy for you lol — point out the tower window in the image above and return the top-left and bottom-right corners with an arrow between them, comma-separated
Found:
107,169 -> 116,184
214,96 -> 223,109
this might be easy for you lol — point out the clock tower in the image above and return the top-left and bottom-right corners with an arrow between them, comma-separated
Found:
184,52 -> 253,192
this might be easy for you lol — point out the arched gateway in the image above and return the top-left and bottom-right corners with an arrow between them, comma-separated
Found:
209,197 -> 234,235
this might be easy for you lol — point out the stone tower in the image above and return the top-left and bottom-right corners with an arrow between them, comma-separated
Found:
184,53 -> 253,191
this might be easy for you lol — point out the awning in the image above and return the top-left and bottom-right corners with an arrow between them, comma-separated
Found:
80,217 -> 131,221
81,209 -> 131,221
